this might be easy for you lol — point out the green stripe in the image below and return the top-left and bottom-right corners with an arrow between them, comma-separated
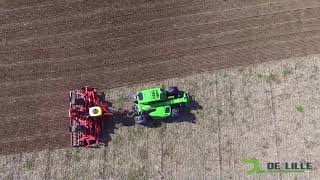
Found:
267,170 -> 305,173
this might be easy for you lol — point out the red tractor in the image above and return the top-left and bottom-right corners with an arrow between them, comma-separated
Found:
69,86 -> 112,147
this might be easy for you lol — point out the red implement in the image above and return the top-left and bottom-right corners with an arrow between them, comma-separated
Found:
69,86 -> 112,147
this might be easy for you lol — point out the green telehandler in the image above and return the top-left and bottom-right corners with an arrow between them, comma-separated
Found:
131,87 -> 191,126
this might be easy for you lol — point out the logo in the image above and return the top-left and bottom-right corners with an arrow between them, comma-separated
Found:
242,159 -> 312,175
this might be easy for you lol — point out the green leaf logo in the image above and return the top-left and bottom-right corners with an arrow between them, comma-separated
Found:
242,159 -> 265,175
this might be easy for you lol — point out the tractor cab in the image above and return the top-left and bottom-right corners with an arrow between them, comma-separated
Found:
135,87 -> 167,104
148,106 -> 172,119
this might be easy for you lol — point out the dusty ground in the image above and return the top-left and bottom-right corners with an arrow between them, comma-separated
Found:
0,55 -> 319,179
1,0 -> 320,154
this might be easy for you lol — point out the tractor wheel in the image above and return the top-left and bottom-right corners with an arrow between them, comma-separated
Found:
167,87 -> 178,93
71,125 -> 78,132
134,115 -> 149,125
171,108 -> 180,117
71,120 -> 80,147
70,91 -> 76,104
70,91 -> 84,105
178,103 -> 187,110
131,105 -> 137,111
130,95 -> 138,103
167,87 -> 183,98
97,91 -> 106,101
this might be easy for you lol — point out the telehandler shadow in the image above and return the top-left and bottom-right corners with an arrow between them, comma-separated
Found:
100,98 -> 202,145
99,105 -> 135,146
162,97 -> 202,125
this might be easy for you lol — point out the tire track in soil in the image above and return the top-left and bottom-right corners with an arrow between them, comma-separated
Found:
3,1 -> 320,52
215,75 -> 223,178
1,14 -> 320,70
0,0 -> 146,25
44,149 -> 52,180
1,20 -> 320,84
0,0 -> 300,42
0,111 -> 67,140
0,0 -> 54,11
1,28 -> 320,97
268,72 -> 282,180
1,32 -> 318,95
0,132 -> 68,155
3,4 -> 320,53
0,0 -> 286,27
1,21 -> 320,89
15,153 -> 23,180
0,0 -> 198,13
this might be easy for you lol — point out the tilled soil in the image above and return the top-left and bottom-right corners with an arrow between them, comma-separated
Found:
1,0 -> 320,154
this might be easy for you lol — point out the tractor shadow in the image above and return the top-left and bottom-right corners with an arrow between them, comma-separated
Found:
99,102 -> 135,146
113,109 -> 136,126
99,109 -> 135,147
162,96 -> 203,125
100,97 -> 202,145
99,117 -> 114,146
